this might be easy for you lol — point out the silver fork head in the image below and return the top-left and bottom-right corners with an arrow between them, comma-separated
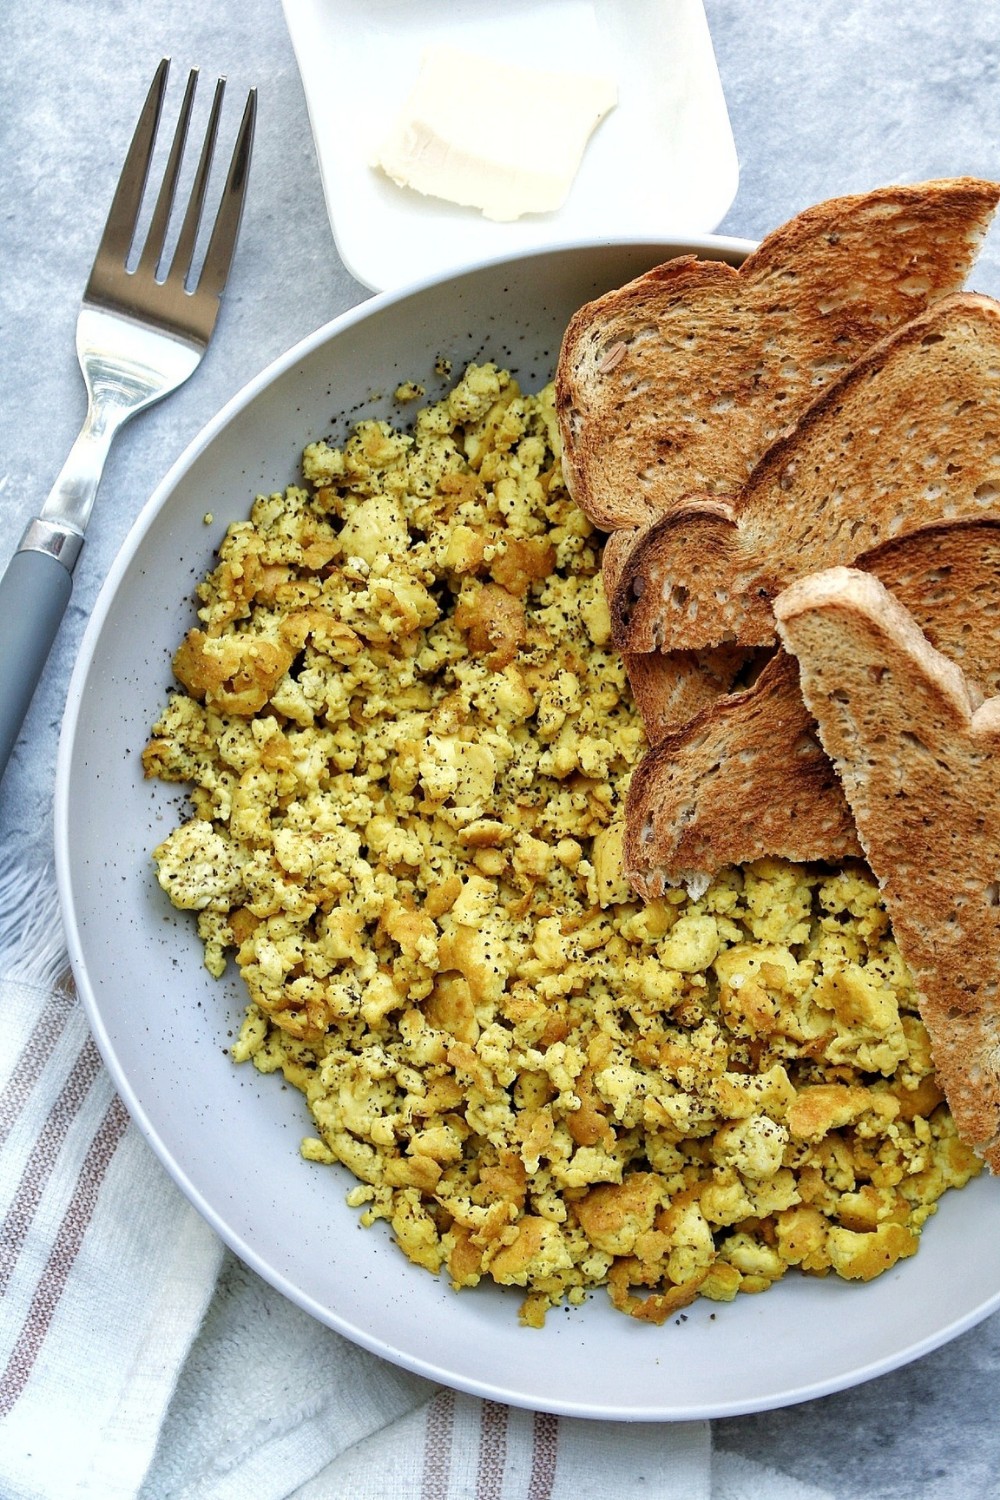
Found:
84,59 -> 256,351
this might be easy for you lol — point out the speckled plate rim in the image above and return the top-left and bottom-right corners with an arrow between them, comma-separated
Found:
53,234 -> 1000,1421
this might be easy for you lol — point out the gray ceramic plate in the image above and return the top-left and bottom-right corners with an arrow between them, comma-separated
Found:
54,238 -> 1000,1420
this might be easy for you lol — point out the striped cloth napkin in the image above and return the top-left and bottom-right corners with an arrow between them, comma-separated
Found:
0,857 -> 832,1500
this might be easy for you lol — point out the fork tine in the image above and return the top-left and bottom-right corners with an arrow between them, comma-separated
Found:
95,58 -> 170,270
194,87 -> 257,306
168,76 -> 226,290
135,67 -> 199,281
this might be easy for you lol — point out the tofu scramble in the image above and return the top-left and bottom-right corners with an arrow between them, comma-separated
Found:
143,363 -> 980,1327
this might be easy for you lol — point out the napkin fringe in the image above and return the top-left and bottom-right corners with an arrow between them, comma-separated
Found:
0,848 -> 71,993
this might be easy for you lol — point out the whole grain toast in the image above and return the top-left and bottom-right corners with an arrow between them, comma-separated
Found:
772,565 -> 1000,1172
610,292 -> 1000,656
624,518 -> 1000,899
557,177 -> 999,534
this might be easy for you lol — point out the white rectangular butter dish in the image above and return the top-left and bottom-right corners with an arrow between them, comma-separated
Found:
283,0 -> 740,293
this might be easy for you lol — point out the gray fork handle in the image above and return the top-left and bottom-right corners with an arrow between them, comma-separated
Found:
0,540 -> 78,780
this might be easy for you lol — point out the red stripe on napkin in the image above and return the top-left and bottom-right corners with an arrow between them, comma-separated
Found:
422,1386 -> 455,1500
0,988 -> 73,1150
528,1410 -> 559,1499
0,1092 -> 129,1416
0,1035 -> 104,1298
476,1399 -> 509,1499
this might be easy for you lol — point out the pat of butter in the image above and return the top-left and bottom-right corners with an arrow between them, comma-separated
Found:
372,45 -> 617,222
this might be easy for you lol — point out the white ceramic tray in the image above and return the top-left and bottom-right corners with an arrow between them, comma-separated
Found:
283,0 -> 740,290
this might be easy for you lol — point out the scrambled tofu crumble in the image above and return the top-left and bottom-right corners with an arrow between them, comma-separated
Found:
144,363 -> 980,1327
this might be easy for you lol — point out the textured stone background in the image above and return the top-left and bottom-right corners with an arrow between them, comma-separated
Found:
2,2 -> 999,1494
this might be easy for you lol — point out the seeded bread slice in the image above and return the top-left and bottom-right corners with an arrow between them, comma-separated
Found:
624,518 -> 1000,899
773,566 -> 1000,1171
557,178 -> 999,534
611,293 -> 1000,655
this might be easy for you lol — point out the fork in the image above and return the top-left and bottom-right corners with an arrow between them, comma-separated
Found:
0,59 -> 256,779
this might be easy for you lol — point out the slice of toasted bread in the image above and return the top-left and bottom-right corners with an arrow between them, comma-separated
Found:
602,528 -> 760,735
624,518 -> 1000,899
557,178 -> 999,533
611,292 -> 1000,655
601,527 -> 734,735
624,648 -> 862,900
773,565 -> 1000,1170
623,643 -> 770,744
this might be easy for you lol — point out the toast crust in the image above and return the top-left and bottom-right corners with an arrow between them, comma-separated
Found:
611,293 -> 1000,655
557,177 -> 1000,534
773,567 -> 1000,1170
